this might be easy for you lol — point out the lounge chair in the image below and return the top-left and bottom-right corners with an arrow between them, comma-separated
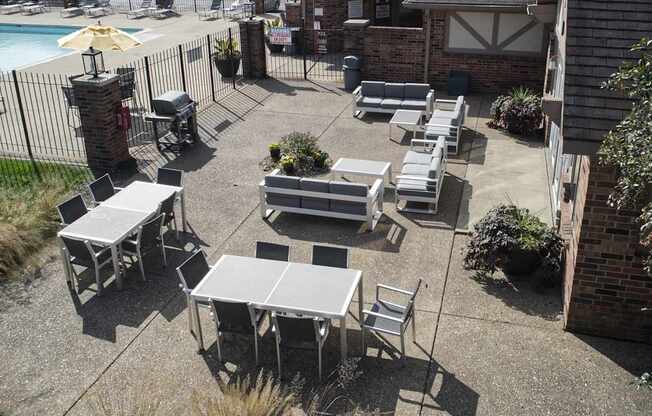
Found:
127,0 -> 154,18
150,0 -> 174,18
1,0 -> 25,14
198,0 -> 221,20
86,0 -> 111,16
222,0 -> 242,18
60,0 -> 86,17
21,1 -> 46,14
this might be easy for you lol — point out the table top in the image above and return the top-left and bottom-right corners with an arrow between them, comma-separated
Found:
101,181 -> 181,215
390,110 -> 423,125
332,158 -> 391,177
191,255 -> 362,319
58,206 -> 152,245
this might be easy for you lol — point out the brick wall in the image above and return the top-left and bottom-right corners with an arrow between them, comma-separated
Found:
361,26 -> 425,82
428,11 -> 545,93
239,19 -> 267,79
563,156 -> 652,342
284,1 -> 301,27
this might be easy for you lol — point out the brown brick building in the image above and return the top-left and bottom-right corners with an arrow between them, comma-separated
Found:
542,0 -> 652,342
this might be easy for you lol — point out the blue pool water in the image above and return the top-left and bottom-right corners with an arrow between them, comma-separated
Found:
0,24 -> 141,71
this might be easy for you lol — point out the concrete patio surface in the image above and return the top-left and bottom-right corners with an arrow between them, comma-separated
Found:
1,79 -> 651,416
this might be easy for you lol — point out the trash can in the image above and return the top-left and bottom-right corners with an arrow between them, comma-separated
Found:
343,55 -> 362,92
448,70 -> 470,96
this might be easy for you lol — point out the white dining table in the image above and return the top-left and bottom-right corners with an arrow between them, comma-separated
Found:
58,205 -> 152,294
191,255 -> 364,361
101,181 -> 187,233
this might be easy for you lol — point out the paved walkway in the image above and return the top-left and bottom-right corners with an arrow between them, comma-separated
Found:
0,79 -> 651,416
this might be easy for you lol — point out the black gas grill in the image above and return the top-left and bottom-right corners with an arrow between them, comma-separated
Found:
145,90 -> 198,152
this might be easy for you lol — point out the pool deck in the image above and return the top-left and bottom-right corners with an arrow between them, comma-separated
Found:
0,11 -> 240,74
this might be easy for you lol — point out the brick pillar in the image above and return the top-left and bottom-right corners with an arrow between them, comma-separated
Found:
343,19 -> 370,57
72,74 -> 135,177
284,1 -> 301,27
239,18 -> 267,79
563,156 -> 651,342
254,0 -> 264,15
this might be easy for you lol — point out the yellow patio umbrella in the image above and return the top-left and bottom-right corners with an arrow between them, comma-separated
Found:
57,23 -> 141,52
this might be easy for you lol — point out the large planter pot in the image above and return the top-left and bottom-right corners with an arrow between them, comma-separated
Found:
501,248 -> 541,276
214,55 -> 241,78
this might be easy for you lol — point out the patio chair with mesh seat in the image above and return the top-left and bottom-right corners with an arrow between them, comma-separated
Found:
127,0 -> 154,18
57,194 -> 89,226
271,312 -> 330,380
156,167 -> 183,187
88,174 -> 122,205
311,244 -> 349,269
176,249 -> 211,337
198,0 -> 221,20
119,213 -> 167,281
255,241 -> 290,262
210,299 -> 266,364
62,85 -> 79,128
61,236 -> 113,294
150,0 -> 175,19
159,192 -> 178,240
361,279 -> 422,358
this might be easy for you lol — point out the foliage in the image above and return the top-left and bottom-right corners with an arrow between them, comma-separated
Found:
0,168 -> 88,281
488,87 -> 543,136
264,132 -> 331,176
269,143 -> 281,160
464,204 -> 563,285
598,38 -> 652,273
214,38 -> 241,59
632,372 -> 652,390
86,382 -> 162,416
264,18 -> 283,34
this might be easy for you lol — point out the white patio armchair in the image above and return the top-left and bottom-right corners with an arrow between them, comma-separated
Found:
361,279 -> 422,358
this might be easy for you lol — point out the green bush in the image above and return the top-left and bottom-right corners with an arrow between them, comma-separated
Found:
488,87 -> 543,136
269,132 -> 330,176
463,204 -> 563,287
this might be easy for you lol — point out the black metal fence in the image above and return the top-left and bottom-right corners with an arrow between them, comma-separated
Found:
266,29 -> 344,82
0,26 -> 242,187
43,0 -> 279,13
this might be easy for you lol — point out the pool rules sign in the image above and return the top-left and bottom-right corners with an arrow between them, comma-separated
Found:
269,28 -> 292,45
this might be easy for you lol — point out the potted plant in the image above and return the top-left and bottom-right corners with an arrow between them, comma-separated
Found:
313,150 -> 329,169
269,143 -> 281,160
213,38 -> 241,78
265,18 -> 285,54
488,87 -> 543,136
463,204 -> 563,285
280,154 -> 295,174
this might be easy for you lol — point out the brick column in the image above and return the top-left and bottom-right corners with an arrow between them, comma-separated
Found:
239,18 -> 267,79
343,19 -> 370,56
253,0 -> 264,15
284,1 -> 302,27
72,74 -> 135,177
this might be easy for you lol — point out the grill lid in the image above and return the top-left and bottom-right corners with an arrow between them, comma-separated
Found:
152,90 -> 193,115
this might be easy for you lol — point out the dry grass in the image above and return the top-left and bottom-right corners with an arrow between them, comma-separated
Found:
86,382 -> 162,416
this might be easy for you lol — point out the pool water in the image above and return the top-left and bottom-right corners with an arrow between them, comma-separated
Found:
0,24 -> 141,71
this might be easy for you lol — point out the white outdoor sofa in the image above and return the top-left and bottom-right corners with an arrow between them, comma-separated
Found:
395,136 -> 447,214
0,1 -> 24,14
424,95 -> 465,155
259,169 -> 384,231
353,81 -> 435,119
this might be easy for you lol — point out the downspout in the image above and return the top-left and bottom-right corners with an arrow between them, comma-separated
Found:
423,9 -> 431,84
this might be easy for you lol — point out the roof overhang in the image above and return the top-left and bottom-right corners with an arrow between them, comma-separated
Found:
402,0 -> 528,11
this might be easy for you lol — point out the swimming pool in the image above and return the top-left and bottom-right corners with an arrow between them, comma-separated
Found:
0,24 -> 141,71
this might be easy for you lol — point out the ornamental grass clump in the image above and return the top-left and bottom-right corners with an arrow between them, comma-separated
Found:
262,131 -> 331,176
463,204 -> 563,288
488,87 -> 543,136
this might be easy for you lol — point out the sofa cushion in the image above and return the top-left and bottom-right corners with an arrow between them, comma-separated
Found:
402,163 -> 430,178
401,99 -> 427,111
428,155 -> 442,178
302,197 -> 329,211
385,83 -> 404,99
267,194 -> 301,208
403,150 -> 433,166
331,201 -> 367,216
380,98 -> 403,110
404,83 -> 430,99
329,181 -> 368,197
360,81 -> 385,98
396,180 -> 437,197
300,178 -> 330,211
425,123 -> 456,138
265,174 -> 300,189
300,178 -> 329,192
357,96 -> 383,108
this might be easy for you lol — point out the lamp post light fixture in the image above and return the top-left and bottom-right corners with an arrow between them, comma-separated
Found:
81,47 -> 105,78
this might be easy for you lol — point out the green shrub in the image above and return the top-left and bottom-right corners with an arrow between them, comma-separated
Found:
264,131 -> 330,176
280,154 -> 296,174
214,38 -> 241,59
464,204 -> 563,286
488,87 -> 543,136
269,143 -> 281,160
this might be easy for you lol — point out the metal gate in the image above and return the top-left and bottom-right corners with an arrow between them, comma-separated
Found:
266,29 -> 344,82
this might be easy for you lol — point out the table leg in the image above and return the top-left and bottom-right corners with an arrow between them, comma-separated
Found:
388,123 -> 391,141
194,299 -> 205,352
358,278 -> 364,352
111,245 -> 121,291
180,190 -> 187,233
387,165 -> 393,184
340,316 -> 348,362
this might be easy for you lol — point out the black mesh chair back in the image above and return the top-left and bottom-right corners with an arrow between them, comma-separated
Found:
211,300 -> 253,334
255,241 -> 289,262
88,174 -> 116,203
159,192 -> 176,225
61,237 -> 93,266
209,0 -> 220,9
57,194 -> 88,225
117,67 -> 136,101
61,86 -> 77,108
157,167 -> 183,187
177,250 -> 210,290
276,315 -> 317,345
312,245 -> 349,269
139,213 -> 165,251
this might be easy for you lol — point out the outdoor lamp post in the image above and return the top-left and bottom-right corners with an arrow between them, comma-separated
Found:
82,47 -> 105,78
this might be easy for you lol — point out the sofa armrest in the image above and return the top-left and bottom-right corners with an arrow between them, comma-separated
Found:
426,90 -> 434,117
352,85 -> 362,97
410,138 -> 439,150
396,175 -> 438,183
